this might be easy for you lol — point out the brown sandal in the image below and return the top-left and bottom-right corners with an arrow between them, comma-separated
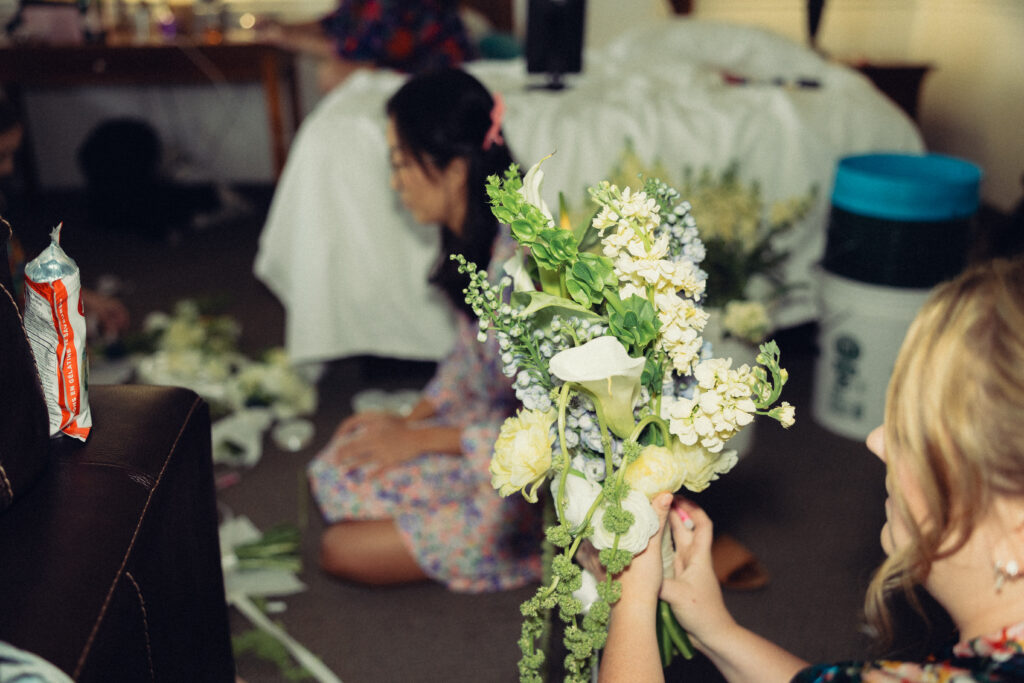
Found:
711,534 -> 770,591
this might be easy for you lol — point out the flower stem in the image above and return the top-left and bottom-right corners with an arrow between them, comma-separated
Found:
659,601 -> 695,660
627,414 -> 671,446
555,382 -> 574,526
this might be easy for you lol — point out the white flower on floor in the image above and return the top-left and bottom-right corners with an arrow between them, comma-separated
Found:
135,299 -> 319,467
226,350 -> 318,419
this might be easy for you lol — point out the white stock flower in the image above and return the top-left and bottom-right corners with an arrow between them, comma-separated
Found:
775,401 -> 796,428
591,489 -> 660,553
549,336 -> 645,439
662,357 -> 757,453
655,295 -> 708,375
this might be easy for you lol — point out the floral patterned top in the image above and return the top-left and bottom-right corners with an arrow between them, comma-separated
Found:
794,620 -> 1024,682
321,0 -> 476,74
307,232 -> 543,593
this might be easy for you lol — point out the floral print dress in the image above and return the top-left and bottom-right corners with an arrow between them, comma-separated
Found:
794,620 -> 1024,682
307,236 -> 543,593
321,0 -> 476,74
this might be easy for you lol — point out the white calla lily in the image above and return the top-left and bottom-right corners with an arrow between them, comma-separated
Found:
520,154 -> 555,226
502,248 -> 535,293
549,336 -> 645,439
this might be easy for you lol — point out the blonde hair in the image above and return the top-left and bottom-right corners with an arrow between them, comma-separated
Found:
864,256 -> 1024,645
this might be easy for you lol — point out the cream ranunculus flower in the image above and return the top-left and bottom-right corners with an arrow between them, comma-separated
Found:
591,489 -> 660,553
490,409 -> 557,502
549,336 -> 645,439
623,444 -> 688,499
673,440 -> 739,492
550,471 -> 602,530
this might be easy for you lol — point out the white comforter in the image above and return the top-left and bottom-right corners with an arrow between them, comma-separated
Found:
255,19 -> 923,365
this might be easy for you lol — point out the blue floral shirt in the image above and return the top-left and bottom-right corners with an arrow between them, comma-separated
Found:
795,620 -> 1024,682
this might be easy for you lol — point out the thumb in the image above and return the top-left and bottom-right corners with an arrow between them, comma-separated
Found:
651,492 -> 673,531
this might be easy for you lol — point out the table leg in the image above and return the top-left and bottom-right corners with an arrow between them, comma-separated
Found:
259,51 -> 288,178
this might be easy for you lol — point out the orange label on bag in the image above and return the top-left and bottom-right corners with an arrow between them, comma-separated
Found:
25,271 -> 92,441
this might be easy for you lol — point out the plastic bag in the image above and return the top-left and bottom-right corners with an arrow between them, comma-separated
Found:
23,223 -> 92,440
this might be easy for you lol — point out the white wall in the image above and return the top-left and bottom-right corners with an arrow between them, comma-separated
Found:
5,0 -> 330,188
10,0 -> 1023,211
692,0 -> 1024,211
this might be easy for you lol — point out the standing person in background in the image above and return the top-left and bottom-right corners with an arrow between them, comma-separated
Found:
597,256 -> 1024,682
306,68 -> 542,592
260,0 -> 477,93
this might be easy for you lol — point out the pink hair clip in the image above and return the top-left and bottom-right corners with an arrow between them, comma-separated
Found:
482,92 -> 505,151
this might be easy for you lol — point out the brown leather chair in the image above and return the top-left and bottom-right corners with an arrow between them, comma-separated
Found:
0,220 -> 235,682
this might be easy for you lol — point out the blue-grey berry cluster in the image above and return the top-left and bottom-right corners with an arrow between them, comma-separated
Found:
644,177 -> 709,276
498,313 -> 611,413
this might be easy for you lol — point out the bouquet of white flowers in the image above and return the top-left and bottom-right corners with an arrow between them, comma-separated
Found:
455,157 -> 794,682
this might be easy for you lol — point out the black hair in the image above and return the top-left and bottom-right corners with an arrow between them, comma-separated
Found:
385,68 -> 515,315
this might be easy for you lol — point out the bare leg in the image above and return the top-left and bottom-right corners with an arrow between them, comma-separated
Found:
319,519 -> 429,586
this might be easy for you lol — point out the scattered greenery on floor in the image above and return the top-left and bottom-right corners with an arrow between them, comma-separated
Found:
232,604 -> 315,682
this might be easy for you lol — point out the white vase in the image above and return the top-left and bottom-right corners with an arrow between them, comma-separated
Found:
703,310 -> 759,459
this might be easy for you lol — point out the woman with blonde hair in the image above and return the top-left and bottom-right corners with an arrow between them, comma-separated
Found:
599,255 -> 1024,682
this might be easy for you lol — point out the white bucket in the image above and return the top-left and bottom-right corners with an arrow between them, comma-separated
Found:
811,270 -> 933,441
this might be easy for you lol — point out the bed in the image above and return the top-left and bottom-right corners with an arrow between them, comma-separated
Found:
254,18 -> 923,365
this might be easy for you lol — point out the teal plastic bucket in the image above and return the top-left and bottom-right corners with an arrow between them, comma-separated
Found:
823,153 -> 981,288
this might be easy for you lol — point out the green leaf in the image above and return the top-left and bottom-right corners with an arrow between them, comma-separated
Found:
564,253 -> 616,309
232,627 -> 314,681
608,294 -> 661,351
491,205 -> 515,224
570,260 -> 599,290
565,279 -> 592,308
511,217 -> 541,243
512,291 -> 603,320
577,252 -> 616,289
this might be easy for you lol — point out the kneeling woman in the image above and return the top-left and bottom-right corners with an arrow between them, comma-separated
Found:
307,69 -> 542,593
